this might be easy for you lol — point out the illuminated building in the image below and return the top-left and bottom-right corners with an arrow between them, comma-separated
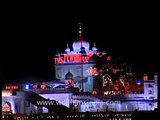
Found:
54,23 -> 102,92
2,73 -> 158,114
2,23 -> 158,115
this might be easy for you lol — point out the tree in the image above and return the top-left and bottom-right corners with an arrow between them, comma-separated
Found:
92,54 -> 137,95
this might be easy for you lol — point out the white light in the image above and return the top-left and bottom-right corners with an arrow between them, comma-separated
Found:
137,82 -> 141,85
25,85 -> 29,89
2,90 -> 12,96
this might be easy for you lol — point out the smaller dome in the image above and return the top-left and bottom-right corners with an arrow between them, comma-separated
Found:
65,48 -> 70,53
65,43 -> 70,53
92,46 -> 97,52
55,52 -> 61,57
65,72 -> 73,80
92,42 -> 98,52
55,50 -> 61,57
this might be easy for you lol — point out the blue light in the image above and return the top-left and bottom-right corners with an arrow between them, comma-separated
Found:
25,84 -> 32,89
136,80 -> 141,85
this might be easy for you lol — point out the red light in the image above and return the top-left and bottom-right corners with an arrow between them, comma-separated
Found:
2,102 -> 11,112
143,74 -> 148,80
92,90 -> 97,95
41,84 -> 46,89
65,80 -> 75,86
55,52 -> 104,64
5,85 -> 19,90
33,85 -> 37,89
107,56 -> 112,61
88,67 -> 98,76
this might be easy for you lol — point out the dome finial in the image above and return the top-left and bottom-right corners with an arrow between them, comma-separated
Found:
92,42 -> 98,52
94,42 -> 96,47
65,43 -> 70,53
66,43 -> 69,48
78,22 -> 82,38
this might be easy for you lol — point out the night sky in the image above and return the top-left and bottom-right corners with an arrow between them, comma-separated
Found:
2,5 -> 159,85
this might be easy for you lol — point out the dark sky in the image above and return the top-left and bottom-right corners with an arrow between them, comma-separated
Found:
2,4 -> 159,84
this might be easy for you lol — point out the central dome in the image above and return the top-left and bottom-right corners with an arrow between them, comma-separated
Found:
72,38 -> 90,53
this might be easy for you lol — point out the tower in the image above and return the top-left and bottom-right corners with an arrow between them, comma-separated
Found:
54,23 -> 106,93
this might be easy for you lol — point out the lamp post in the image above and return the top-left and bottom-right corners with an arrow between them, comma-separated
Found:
81,39 -> 84,92
78,22 -> 84,92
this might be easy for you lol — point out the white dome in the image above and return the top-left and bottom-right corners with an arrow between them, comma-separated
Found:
64,43 -> 70,53
65,47 -> 70,53
72,39 -> 90,53
92,46 -> 97,52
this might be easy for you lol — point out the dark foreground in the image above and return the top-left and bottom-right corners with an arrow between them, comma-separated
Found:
2,111 -> 159,120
